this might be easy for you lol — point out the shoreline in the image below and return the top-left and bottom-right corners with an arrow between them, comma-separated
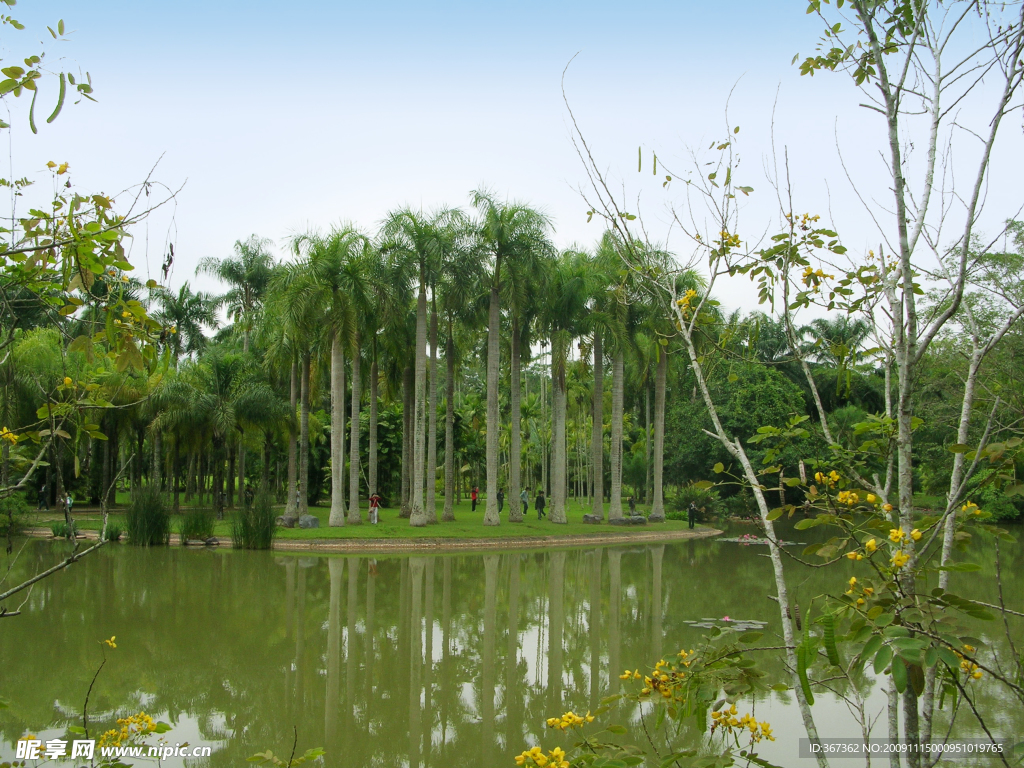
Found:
22,526 -> 722,554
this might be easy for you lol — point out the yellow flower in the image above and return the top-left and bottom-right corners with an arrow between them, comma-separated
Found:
963,644 -> 976,653
867,493 -> 877,503
891,551 -> 910,568
619,670 -> 632,680
910,528 -> 922,541
63,376 -> 73,387
103,636 -> 117,649
888,528 -> 905,543
865,539 -> 877,553
862,587 -> 874,596
856,598 -> 865,606
971,670 -> 983,680
0,427 -> 17,444
883,503 -> 893,512
848,576 -> 857,588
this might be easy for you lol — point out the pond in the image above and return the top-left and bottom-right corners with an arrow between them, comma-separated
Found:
1,526 -> 1021,767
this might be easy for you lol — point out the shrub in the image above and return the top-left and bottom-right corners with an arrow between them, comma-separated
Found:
231,492 -> 277,550
104,524 -> 123,542
0,495 -> 31,536
50,520 -> 77,538
667,484 -> 724,522
125,487 -> 170,546
178,509 -> 215,542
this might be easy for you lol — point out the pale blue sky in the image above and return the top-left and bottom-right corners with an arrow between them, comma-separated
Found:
5,1 -> 1021,310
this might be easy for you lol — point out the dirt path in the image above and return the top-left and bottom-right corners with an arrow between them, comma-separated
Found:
22,526 -> 722,554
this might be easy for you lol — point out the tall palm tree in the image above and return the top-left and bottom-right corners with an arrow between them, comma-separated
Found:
285,227 -> 371,526
537,249 -> 590,523
197,235 -> 275,354
382,208 -> 464,526
471,190 -> 553,526
152,283 -> 219,363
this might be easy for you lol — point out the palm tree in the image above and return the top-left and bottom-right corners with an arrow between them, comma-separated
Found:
382,208 -> 464,526
288,226 -> 375,526
197,235 -> 275,354
436,228 -> 487,521
537,249 -> 590,523
801,315 -> 872,368
152,283 -> 219,363
471,190 -> 553,526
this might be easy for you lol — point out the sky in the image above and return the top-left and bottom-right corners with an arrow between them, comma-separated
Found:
4,1 -> 1022,313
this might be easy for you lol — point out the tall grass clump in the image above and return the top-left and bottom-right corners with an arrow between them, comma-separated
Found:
231,492 -> 277,550
50,520 -> 76,538
125,487 -> 170,546
178,508 -> 215,542
104,523 -> 123,542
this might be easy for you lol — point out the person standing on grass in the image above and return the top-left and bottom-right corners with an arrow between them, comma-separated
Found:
535,489 -> 546,519
471,486 -> 479,513
497,488 -> 505,516
65,493 -> 73,516
369,492 -> 382,525
37,483 -> 48,511
520,488 -> 529,517
687,501 -> 697,530
628,495 -> 636,515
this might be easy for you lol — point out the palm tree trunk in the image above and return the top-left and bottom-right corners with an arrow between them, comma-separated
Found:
550,337 -> 568,523
173,443 -> 180,512
411,280 -> 428,527
608,349 -> 624,520
368,352 -> 379,500
425,301 -> 439,523
237,434 -> 245,506
348,331 -> 362,524
645,381 -> 652,504
285,358 -> 298,521
299,352 -> 311,518
650,351 -> 667,521
329,334 -> 347,527
227,440 -> 235,509
509,318 -> 523,522
213,437 -> 224,519
591,331 -> 604,518
152,427 -> 162,492
400,364 -> 412,518
442,326 -> 456,522
483,283 -> 501,526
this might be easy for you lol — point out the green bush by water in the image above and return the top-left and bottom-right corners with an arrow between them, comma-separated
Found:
125,487 -> 170,546
0,495 -> 30,535
668,484 -> 724,522
178,509 -> 215,541
50,520 -> 77,538
231,493 -> 277,550
104,524 -> 123,542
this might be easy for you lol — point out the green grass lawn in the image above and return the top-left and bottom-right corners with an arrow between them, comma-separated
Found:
39,499 -> 703,540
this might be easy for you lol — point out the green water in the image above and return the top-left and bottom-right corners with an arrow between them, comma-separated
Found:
1,527 -> 1021,767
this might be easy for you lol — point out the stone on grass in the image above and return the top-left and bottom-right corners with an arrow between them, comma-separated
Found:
276,515 -> 296,528
298,514 -> 320,529
582,514 -> 603,524
648,512 -> 666,523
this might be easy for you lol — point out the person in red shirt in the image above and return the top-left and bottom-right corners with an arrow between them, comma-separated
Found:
471,486 -> 479,512
369,492 -> 382,524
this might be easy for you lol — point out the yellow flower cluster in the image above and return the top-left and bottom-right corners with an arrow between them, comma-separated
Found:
0,427 -> 17,445
814,470 -> 840,487
891,551 -> 910,568
103,636 -> 117,649
515,746 -> 569,768
636,655 -> 694,700
837,490 -> 860,506
864,538 -> 877,553
545,711 -> 593,731
619,669 -> 642,680
888,528 -> 906,543
710,704 -> 775,743
97,712 -> 157,749
676,289 -> 699,313
961,501 -> 983,516
718,231 -> 742,249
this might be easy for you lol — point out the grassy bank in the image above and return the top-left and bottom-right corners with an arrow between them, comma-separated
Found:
37,499 -> 703,541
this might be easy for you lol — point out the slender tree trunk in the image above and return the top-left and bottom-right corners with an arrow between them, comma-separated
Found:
410,278 -> 428,527
400,364 -> 413,518
285,358 -> 299,520
483,283 -> 501,526
644,381 -> 651,504
443,327 -> 456,522
650,351 -> 667,521
348,331 -> 362,524
172,443 -> 180,512
550,337 -> 568,523
608,349 -> 624,520
227,440 -> 235,510
237,434 -> 245,507
299,352 -> 311,518
509,319 -> 523,522
368,352 -> 379,500
152,427 -> 162,492
425,301 -> 438,524
329,334 -> 347,527
213,438 -> 224,519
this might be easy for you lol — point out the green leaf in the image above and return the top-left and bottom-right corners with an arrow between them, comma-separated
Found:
891,656 -> 907,693
693,480 -> 714,490
873,644 -> 893,674
605,724 -> 628,734
713,462 -> 724,473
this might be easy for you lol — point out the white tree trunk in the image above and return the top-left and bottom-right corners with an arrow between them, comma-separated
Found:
608,349 -> 624,520
329,336 -> 346,526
